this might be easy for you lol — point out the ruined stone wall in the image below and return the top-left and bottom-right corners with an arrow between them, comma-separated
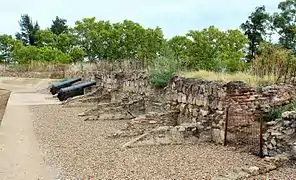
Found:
74,71 -> 296,146
165,76 -> 227,142
263,111 -> 296,158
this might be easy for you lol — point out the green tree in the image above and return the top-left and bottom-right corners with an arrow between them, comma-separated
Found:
15,14 -> 40,46
273,0 -> 296,53
50,16 -> 68,35
35,30 -> 56,47
218,29 -> 249,72
12,46 -> 71,64
73,18 -> 165,63
140,27 -> 165,64
167,36 -> 191,65
69,47 -> 85,63
240,6 -> 270,60
187,26 -> 224,70
74,17 -> 100,61
55,30 -> 78,53
0,35 -> 22,62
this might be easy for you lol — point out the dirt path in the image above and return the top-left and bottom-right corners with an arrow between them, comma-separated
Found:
0,77 -> 59,180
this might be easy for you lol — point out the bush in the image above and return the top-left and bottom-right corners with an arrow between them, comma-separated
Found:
148,49 -> 182,88
149,69 -> 175,88
263,99 -> 296,121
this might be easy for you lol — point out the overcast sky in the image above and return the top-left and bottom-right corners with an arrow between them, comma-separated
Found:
0,0 -> 280,38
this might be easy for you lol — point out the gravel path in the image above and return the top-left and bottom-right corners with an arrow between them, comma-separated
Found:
31,104 -> 267,179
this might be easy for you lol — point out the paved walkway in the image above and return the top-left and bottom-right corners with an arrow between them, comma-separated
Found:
0,77 -> 60,180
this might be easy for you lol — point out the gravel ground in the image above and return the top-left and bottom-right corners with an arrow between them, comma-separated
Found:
31,104 -> 295,179
259,164 -> 296,180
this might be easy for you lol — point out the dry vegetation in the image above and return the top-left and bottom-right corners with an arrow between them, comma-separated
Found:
181,70 -> 277,87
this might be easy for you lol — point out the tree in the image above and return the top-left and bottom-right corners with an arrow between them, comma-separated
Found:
187,26 -> 224,70
73,18 -> 165,63
12,45 -> 71,64
184,26 -> 248,72
35,30 -> 56,47
0,35 -> 22,62
240,6 -> 270,60
69,47 -> 85,63
140,26 -> 165,63
15,14 -> 40,46
218,29 -> 249,72
253,42 -> 296,81
74,17 -> 100,61
273,0 -> 296,53
50,16 -> 68,35
167,36 -> 191,64
55,30 -> 78,53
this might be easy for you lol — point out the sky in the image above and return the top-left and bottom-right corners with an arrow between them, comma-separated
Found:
0,0 -> 281,39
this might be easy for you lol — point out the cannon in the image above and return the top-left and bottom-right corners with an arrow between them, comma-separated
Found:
57,81 -> 97,101
50,78 -> 82,95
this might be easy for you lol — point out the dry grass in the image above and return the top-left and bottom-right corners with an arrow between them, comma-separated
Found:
181,70 -> 277,87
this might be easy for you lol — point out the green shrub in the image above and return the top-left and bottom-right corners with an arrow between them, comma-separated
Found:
263,99 -> 296,121
148,48 -> 181,88
149,69 -> 175,88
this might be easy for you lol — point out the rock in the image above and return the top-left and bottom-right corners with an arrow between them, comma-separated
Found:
271,138 -> 277,146
216,110 -> 224,115
282,111 -> 290,119
292,146 -> 296,157
267,143 -> 273,150
78,112 -> 86,117
224,169 -> 250,179
178,126 -> 186,132
200,109 -> 209,117
282,111 -> 296,119
157,126 -> 170,131
246,166 -> 260,176
264,155 -> 289,167
283,129 -> 295,135
263,147 -> 268,156
266,121 -> 277,126
149,121 -> 157,124
271,131 -> 282,136
283,121 -> 291,126
263,133 -> 269,141
181,94 -> 187,103
212,129 -> 223,144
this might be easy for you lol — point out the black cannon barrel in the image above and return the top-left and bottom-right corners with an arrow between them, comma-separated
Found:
57,81 -> 97,101
50,78 -> 82,95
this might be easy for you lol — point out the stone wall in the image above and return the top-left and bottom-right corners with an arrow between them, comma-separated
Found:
263,111 -> 296,158
165,76 -> 227,143
72,71 -> 296,149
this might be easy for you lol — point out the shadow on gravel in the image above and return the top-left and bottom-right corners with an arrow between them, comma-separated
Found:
0,89 -> 11,124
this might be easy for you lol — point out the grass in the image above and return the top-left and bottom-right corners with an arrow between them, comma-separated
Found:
181,70 -> 277,87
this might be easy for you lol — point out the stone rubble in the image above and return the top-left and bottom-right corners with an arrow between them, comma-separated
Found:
263,111 -> 296,158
